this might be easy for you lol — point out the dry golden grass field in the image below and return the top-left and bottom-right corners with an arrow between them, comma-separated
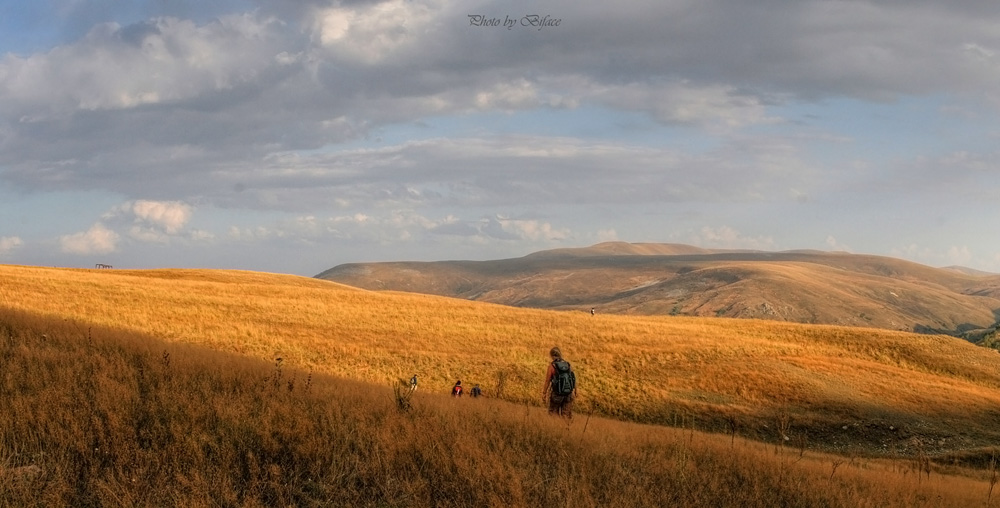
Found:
3,264 -> 1000,506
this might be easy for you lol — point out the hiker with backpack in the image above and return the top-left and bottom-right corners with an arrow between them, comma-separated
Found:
541,347 -> 576,419
451,380 -> 463,397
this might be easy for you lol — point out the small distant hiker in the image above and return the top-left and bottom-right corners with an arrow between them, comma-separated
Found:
542,347 -> 576,419
409,374 -> 418,393
470,384 -> 482,398
590,308 -> 595,316
452,380 -> 463,397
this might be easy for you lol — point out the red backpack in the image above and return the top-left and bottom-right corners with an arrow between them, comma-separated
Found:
452,385 -> 463,396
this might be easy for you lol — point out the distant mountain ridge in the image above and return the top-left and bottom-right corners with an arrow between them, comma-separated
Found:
523,242 -> 722,257
315,242 -> 1000,336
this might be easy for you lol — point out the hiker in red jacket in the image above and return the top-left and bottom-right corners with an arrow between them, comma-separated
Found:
451,380 -> 463,397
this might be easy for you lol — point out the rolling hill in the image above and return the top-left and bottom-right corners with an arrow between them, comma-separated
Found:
4,264 -> 1000,505
4,263 -> 1000,456
317,242 -> 1000,335
1,304 -> 993,507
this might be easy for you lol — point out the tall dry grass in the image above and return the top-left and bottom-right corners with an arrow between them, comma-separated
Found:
3,265 -> 1000,455
0,308 -> 995,507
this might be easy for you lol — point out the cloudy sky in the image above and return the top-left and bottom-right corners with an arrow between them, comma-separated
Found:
1,0 -> 998,276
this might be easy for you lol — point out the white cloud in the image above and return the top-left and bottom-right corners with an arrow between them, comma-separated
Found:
962,42 -> 994,60
5,0 -> 997,210
103,199 -> 193,238
52,200 -> 194,254
694,226 -> 775,251
0,236 -> 23,255
596,229 -> 619,243
219,210 -> 570,252
128,225 -> 167,244
825,235 -> 852,253
891,244 -> 931,263
60,223 -> 119,255
595,81 -> 779,130
227,225 -> 282,242
214,134 -> 813,213
789,188 -> 809,203
946,245 -> 973,266
2,14 -> 283,114
473,79 -> 542,111
3,0 -> 1000,274
495,216 -> 569,242
312,0 -> 439,64
129,200 -> 192,234
890,244 -> 979,269
851,149 -> 1000,200
189,229 -> 215,241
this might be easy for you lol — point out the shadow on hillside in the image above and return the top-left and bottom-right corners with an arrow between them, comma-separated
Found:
919,308 -> 1000,339
914,321 -> 993,338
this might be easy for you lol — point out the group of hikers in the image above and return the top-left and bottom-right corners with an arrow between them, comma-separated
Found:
407,375 -> 484,398
406,346 -> 577,419
449,380 -> 482,398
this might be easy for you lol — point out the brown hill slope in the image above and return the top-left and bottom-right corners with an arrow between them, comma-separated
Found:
316,242 -> 1000,334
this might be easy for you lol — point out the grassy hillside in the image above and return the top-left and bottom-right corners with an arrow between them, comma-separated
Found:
316,242 -> 1000,334
3,264 -> 1000,459
2,309 -> 994,507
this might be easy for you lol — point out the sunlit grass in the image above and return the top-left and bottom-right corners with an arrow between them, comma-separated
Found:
0,309 -> 995,507
3,264 -> 1000,454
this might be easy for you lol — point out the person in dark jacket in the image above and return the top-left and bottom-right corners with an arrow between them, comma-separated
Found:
541,347 -> 576,419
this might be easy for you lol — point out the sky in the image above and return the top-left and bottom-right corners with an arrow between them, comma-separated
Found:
1,0 -> 999,277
